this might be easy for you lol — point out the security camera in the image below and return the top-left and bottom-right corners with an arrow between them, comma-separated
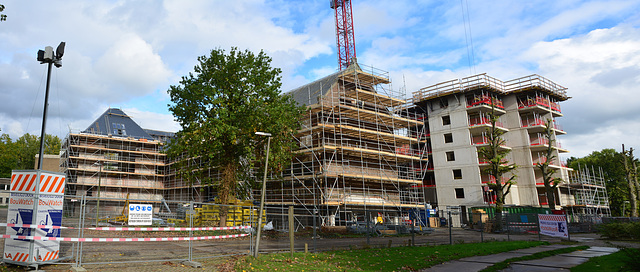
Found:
43,46 -> 54,62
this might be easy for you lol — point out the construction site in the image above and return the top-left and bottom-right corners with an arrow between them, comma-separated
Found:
261,62 -> 429,227
56,0 -> 610,229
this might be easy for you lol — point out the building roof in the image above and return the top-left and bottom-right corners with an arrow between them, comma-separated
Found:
82,108 -> 155,140
285,61 -> 366,106
286,70 -> 341,106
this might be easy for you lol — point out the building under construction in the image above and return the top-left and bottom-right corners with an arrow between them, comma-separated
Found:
410,73 -> 594,214
60,73 -> 610,227
263,62 -> 429,226
60,108 -> 208,209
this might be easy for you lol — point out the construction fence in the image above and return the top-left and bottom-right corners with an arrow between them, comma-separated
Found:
0,196 -> 609,270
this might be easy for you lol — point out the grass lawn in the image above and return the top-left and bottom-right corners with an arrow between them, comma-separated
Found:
235,240 -> 548,272
571,248 -> 640,272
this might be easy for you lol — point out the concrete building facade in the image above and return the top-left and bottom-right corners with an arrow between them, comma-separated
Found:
412,74 -> 571,210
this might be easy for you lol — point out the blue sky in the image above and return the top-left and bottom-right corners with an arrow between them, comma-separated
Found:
1,0 -> 640,158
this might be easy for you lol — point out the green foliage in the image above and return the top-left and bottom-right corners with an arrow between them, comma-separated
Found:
598,222 -> 640,240
567,149 -> 635,216
0,4 -> 6,22
0,132 -> 61,177
477,107 -> 516,231
167,47 -> 304,207
572,248 -> 640,272
236,241 -> 546,271
0,133 -> 17,177
536,119 -> 564,210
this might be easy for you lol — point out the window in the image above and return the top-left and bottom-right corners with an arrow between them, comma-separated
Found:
455,188 -> 465,198
444,133 -> 453,143
453,169 -> 462,179
112,123 -> 127,136
439,98 -> 449,108
442,115 -> 451,126
446,151 -> 455,161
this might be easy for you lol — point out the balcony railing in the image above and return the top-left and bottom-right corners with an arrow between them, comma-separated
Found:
469,117 -> 504,128
481,175 -> 510,184
518,96 -> 562,113
521,118 -> 545,128
466,94 -> 504,109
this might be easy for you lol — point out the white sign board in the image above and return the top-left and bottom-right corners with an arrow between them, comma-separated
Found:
4,170 -> 65,264
128,204 -> 152,225
538,214 -> 569,238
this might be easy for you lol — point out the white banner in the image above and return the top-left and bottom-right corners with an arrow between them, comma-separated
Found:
538,214 -> 568,238
128,204 -> 152,226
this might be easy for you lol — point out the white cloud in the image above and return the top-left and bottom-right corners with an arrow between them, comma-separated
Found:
96,34 -> 172,94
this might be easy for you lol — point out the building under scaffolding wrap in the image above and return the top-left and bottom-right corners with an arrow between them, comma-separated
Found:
264,61 -> 430,227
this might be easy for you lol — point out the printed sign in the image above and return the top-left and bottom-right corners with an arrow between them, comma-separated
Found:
128,204 -> 153,226
538,214 -> 568,238
4,170 -> 65,264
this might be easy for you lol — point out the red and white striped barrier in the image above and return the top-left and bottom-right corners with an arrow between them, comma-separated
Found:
11,172 -> 65,194
0,233 -> 249,242
0,223 -> 251,232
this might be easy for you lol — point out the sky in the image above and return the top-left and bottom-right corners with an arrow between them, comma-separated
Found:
1,0 -> 640,159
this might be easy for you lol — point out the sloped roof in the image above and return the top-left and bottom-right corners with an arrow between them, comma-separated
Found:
286,61 -> 364,106
82,108 -> 154,140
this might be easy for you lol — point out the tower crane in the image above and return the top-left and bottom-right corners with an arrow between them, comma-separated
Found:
330,0 -> 356,70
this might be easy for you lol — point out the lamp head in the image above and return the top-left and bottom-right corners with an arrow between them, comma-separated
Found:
56,42 -> 65,58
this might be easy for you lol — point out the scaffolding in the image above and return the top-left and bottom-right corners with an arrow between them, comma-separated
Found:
264,62 -> 429,228
60,132 -> 167,202
565,166 -> 611,217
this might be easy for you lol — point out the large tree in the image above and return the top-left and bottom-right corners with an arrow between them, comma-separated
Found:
567,149 -> 635,216
536,119 -> 563,210
0,132 -> 61,177
477,108 -> 516,232
167,47 -> 303,225
0,132 -> 17,177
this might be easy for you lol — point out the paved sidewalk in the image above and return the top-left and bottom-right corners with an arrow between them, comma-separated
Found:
423,245 -> 619,272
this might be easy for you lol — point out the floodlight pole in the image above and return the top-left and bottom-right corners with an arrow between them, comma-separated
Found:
254,132 -> 271,258
36,42 -> 65,170
36,62 -> 53,170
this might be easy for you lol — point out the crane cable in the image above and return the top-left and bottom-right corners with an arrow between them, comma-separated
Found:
460,0 -> 477,75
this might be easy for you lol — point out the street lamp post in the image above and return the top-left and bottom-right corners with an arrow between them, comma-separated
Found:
254,132 -> 271,258
94,162 -> 103,226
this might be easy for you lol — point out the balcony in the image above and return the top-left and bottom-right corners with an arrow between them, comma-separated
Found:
529,135 -> 568,153
469,116 -> 507,134
518,96 -> 563,117
471,135 -> 510,149
481,174 -> 510,185
466,94 -> 506,114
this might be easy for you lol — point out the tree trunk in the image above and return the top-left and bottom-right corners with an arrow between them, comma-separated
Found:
493,199 -> 504,232
623,145 -> 638,217
219,162 -> 238,227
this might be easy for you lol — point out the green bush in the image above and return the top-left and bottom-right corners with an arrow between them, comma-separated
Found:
599,222 -> 640,240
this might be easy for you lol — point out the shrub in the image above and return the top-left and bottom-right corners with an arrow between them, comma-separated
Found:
599,222 -> 640,240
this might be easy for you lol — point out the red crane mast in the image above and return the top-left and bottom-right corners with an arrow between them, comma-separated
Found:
330,0 -> 356,70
